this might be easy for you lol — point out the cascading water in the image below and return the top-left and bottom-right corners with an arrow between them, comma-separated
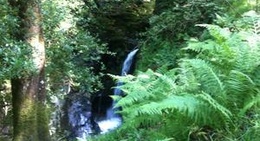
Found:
114,48 -> 139,96
97,48 -> 139,134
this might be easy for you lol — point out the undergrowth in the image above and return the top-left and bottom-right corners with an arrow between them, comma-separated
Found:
91,11 -> 260,141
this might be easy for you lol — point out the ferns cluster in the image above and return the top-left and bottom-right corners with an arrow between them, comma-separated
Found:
111,11 -> 260,141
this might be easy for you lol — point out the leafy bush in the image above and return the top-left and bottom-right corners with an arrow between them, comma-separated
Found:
0,0 -> 34,80
41,0 -> 108,94
137,0 -> 223,71
41,1 -> 109,139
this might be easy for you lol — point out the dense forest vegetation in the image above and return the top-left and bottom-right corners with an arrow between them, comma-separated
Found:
0,0 -> 259,141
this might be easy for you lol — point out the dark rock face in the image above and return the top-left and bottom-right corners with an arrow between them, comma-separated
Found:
62,92 -> 100,139
91,95 -> 113,121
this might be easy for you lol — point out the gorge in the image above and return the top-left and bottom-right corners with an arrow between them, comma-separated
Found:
64,48 -> 139,139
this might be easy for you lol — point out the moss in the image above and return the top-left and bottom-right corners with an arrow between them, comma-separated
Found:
13,97 -> 38,141
37,103 -> 51,141
11,77 -> 50,141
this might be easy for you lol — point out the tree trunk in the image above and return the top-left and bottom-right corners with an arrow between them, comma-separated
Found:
9,0 -> 50,141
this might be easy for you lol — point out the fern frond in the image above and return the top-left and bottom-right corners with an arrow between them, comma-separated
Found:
241,11 -> 260,34
239,94 -> 260,116
133,93 -> 231,124
180,59 -> 224,95
116,84 -> 151,107
184,38 -> 219,54
253,18 -> 260,35
226,70 -> 256,96
157,138 -> 174,141
134,94 -> 200,116
115,69 -> 163,107
198,92 -> 232,119
109,74 -> 135,83
196,24 -> 232,43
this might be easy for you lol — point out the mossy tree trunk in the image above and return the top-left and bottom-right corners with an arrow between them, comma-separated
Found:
9,0 -> 50,141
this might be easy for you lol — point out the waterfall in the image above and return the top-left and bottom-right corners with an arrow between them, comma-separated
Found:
65,49 -> 139,139
97,48 -> 139,134
121,48 -> 139,76
114,48 -> 139,96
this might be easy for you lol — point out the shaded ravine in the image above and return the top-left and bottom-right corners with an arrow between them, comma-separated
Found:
64,48 -> 139,139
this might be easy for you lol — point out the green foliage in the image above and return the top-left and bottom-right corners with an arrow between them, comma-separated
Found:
42,0 -> 108,94
1,0 -> 259,140
0,42 -> 34,79
106,11 -> 260,141
41,2 -> 110,138
219,0 -> 256,17
137,0 -> 223,71
77,0 -> 155,76
1,0 -> 109,139
0,0 -> 35,80
80,0 -> 155,42
0,0 -> 48,140
87,127 -> 171,141
45,28 -> 107,93
112,70 -> 231,140
0,0 -> 18,44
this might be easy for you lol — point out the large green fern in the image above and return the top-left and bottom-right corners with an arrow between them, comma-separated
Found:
110,11 -> 260,141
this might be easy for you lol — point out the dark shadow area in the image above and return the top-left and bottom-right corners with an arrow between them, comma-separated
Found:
91,95 -> 113,121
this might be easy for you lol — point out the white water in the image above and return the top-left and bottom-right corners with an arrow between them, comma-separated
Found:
97,117 -> 122,134
121,49 -> 139,76
97,105 -> 122,134
114,49 -> 139,96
